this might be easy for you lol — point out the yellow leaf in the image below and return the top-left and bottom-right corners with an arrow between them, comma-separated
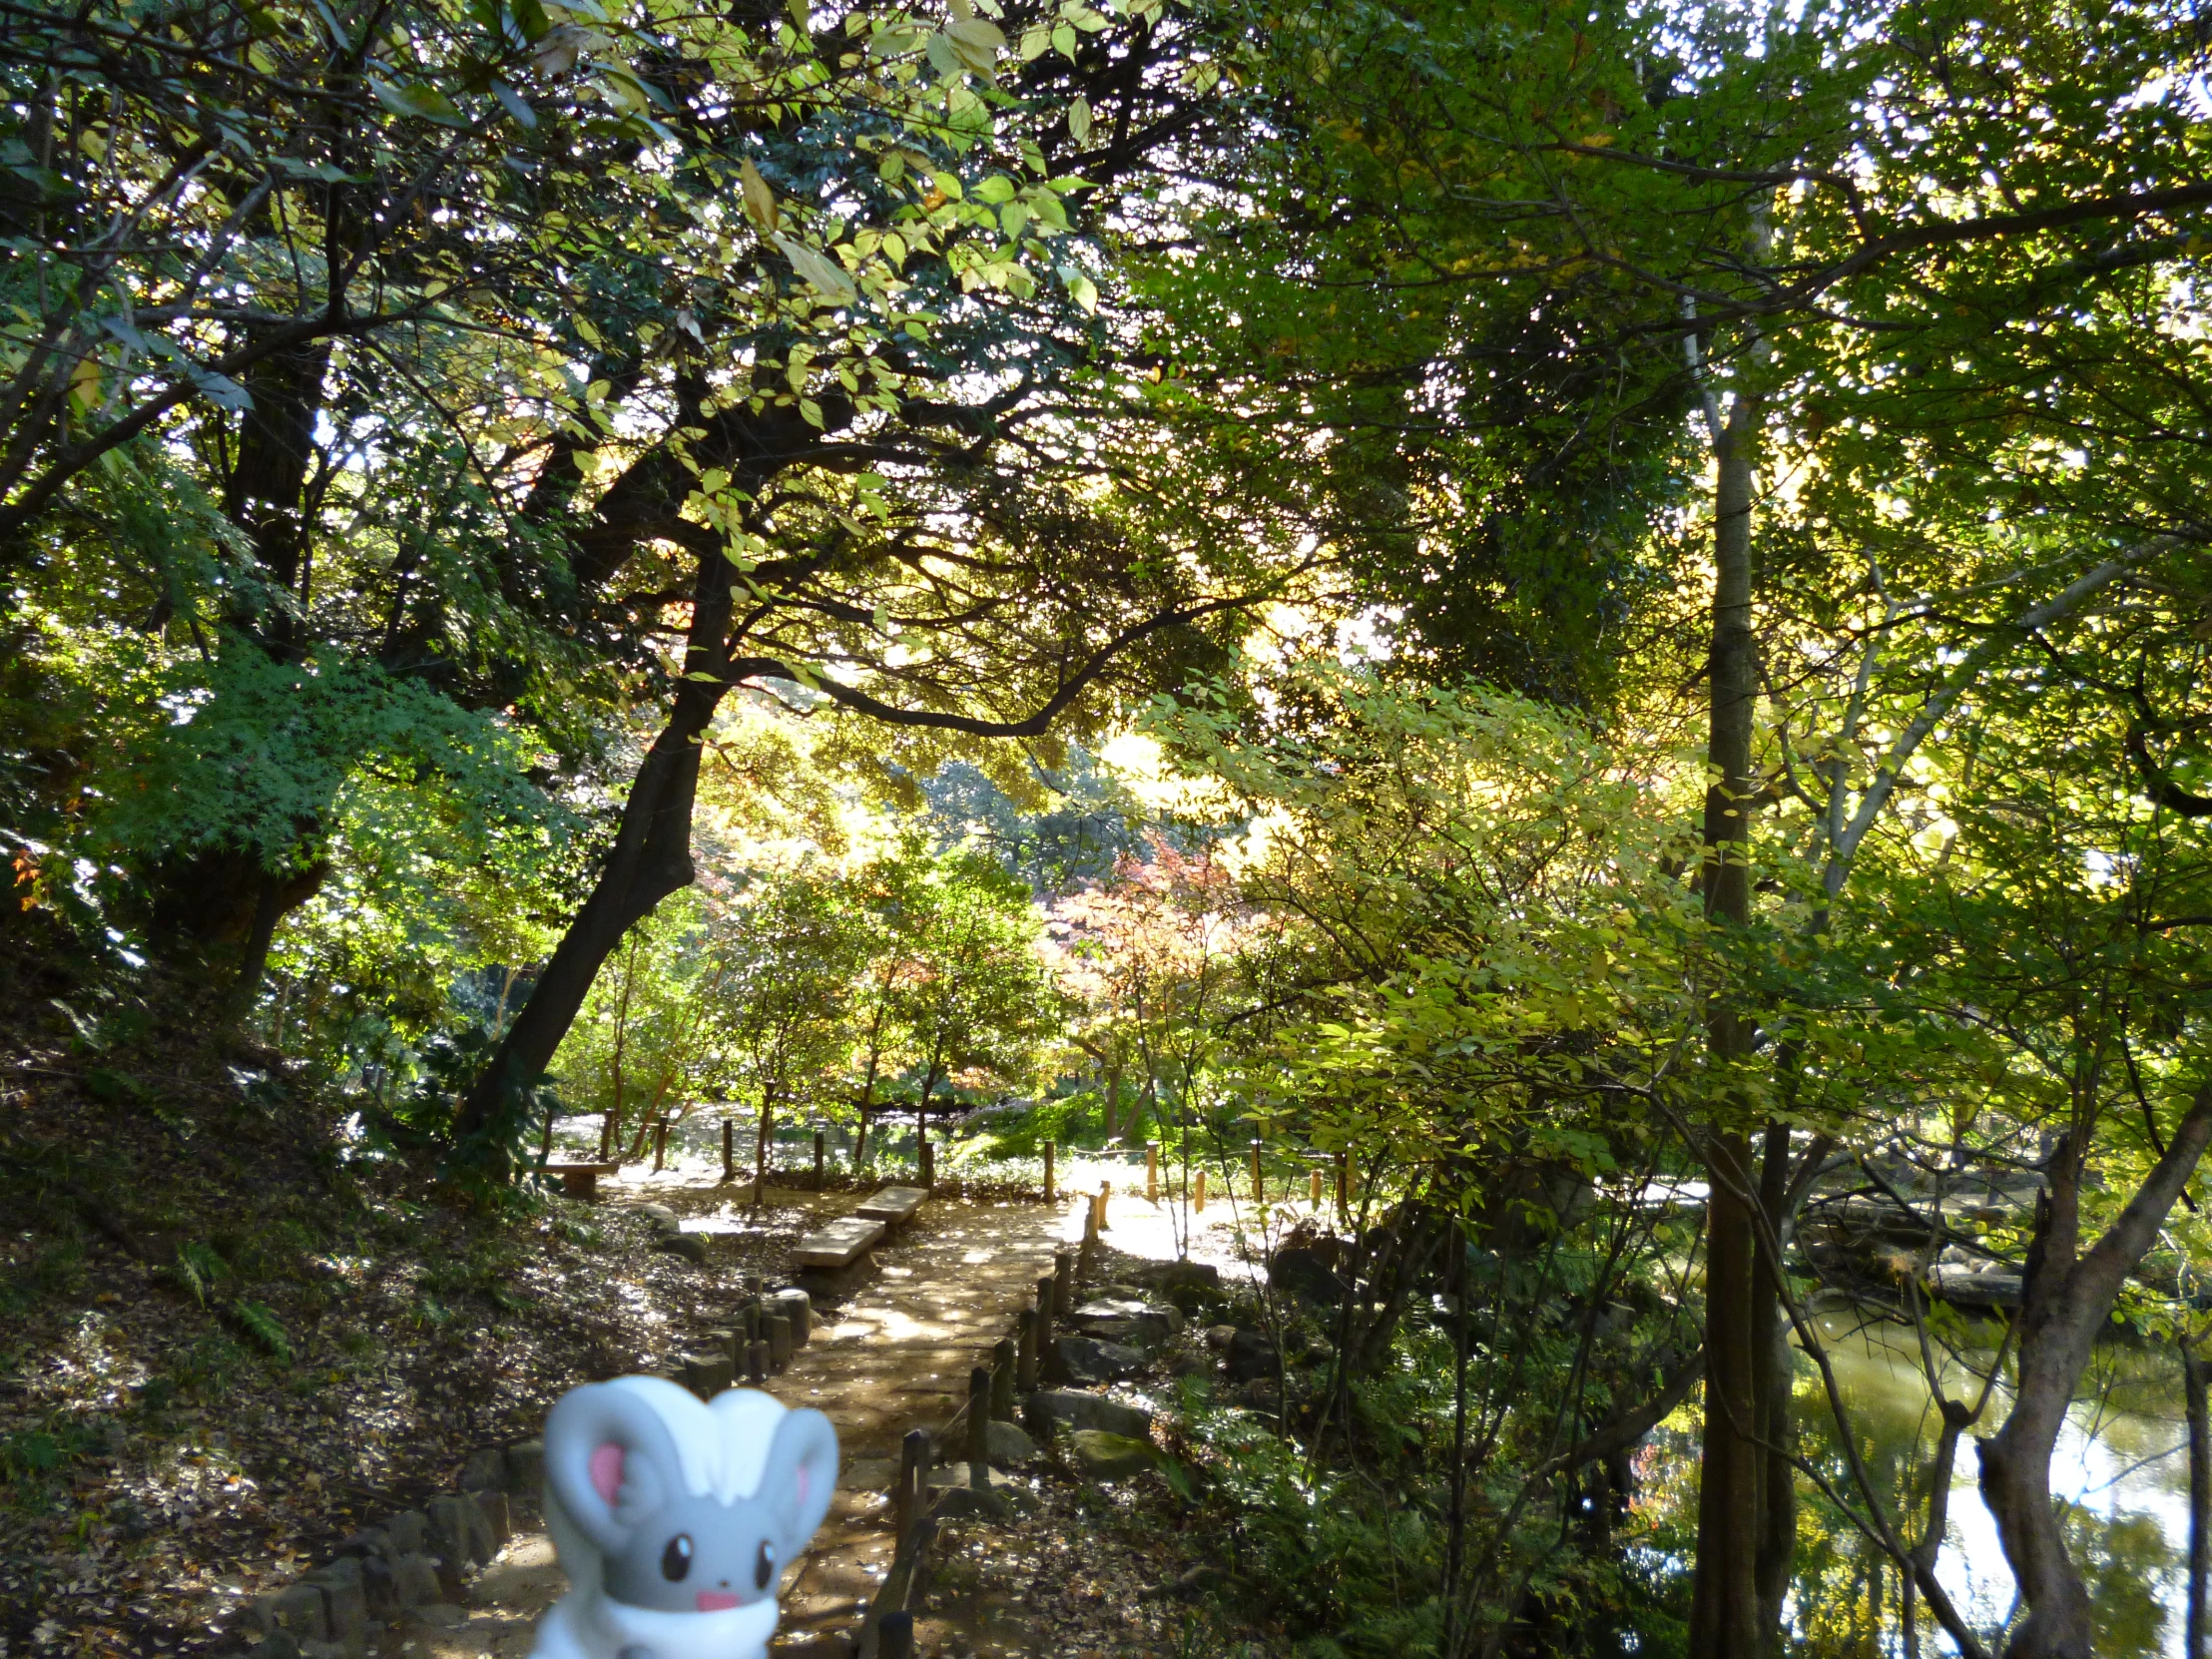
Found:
740,158 -> 780,231
67,354 -> 101,416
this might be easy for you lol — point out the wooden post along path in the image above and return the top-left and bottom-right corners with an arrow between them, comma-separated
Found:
966,1367 -> 991,1485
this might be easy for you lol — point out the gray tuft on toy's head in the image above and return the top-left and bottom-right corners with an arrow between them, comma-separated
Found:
542,1379 -> 838,1615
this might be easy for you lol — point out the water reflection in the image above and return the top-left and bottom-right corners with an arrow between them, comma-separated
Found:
1637,1314 -> 2191,1655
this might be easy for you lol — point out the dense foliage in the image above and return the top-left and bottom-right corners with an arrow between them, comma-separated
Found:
9,0 -> 2212,1653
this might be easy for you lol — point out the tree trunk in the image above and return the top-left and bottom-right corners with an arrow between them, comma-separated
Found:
1977,1330 -> 2094,1657
1979,1089 -> 2212,1658
854,1005 -> 886,1168
916,1053 -> 947,1154
454,549 -> 734,1165
603,932 -> 639,1161
754,1095 -> 773,1204
2188,1341 -> 2209,1659
1693,1130 -> 1763,1656
1688,389 -> 1773,1659
1752,1121 -> 1797,1650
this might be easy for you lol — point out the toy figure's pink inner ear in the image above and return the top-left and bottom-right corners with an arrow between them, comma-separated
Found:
795,1467 -> 809,1507
589,1443 -> 624,1508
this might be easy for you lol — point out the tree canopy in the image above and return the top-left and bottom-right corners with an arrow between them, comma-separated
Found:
9,0 -> 2212,1653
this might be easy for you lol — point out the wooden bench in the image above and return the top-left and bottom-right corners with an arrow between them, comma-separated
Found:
855,1185 -> 928,1225
793,1214 -> 886,1269
543,1161 -> 620,1199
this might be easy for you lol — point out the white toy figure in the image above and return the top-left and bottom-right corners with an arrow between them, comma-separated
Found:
531,1376 -> 837,1659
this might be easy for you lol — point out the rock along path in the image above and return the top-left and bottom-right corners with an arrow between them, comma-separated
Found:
387,1190 -> 1077,1659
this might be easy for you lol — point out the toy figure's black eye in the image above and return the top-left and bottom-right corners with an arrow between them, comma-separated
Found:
754,1539 -> 776,1591
661,1534 -> 693,1581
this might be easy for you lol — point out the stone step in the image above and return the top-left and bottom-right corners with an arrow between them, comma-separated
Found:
855,1185 -> 928,1224
792,1215 -> 886,1269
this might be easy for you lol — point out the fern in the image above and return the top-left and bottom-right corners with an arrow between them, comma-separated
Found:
172,1241 -> 225,1306
229,1299 -> 292,1364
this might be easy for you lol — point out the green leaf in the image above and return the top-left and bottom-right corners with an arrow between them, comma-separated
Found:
771,232 -> 857,304
1057,266 -> 1098,313
1067,96 -> 1092,145
371,79 -> 468,127
490,80 -> 537,128
945,17 -> 1006,72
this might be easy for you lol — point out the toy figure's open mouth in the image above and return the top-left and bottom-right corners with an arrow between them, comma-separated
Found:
696,1591 -> 741,1612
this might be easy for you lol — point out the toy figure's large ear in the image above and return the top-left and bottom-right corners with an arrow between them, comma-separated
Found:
756,1407 -> 837,1556
544,1382 -> 683,1556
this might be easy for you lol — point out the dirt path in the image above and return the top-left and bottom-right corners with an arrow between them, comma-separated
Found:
385,1188 -> 1078,1659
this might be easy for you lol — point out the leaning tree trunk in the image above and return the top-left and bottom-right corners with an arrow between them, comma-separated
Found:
452,549 -> 735,1162
1688,391 -> 1778,1659
1978,1089 -> 2212,1659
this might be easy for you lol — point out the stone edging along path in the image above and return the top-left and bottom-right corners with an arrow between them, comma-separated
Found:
221,1185 -> 1080,1659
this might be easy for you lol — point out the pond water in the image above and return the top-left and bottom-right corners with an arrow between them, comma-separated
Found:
1641,1314 -> 2195,1655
